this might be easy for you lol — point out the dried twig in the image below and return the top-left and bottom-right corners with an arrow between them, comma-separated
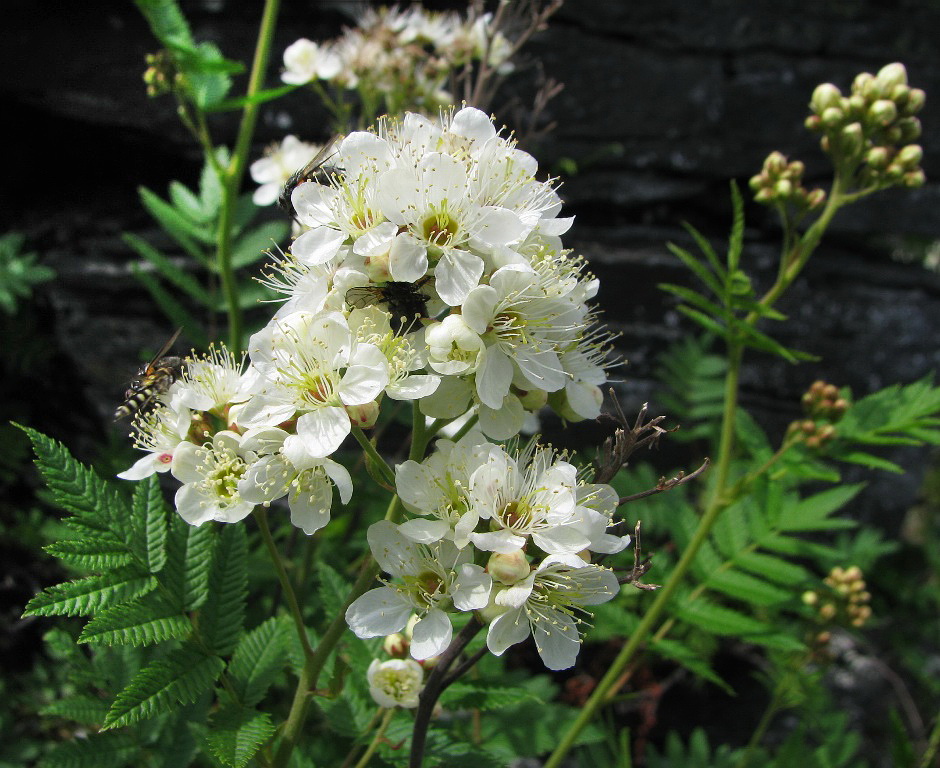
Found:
617,458 -> 711,505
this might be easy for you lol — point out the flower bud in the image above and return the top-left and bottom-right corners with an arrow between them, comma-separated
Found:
806,189 -> 826,209
515,386 -> 548,412
839,123 -> 864,157
765,151 -> 789,174
853,71 -> 876,98
805,114 -> 822,132
876,62 -> 908,92
347,399 -> 380,428
868,99 -> 898,126
749,173 -> 766,192
890,83 -> 911,108
898,117 -> 922,143
811,83 -> 843,114
896,143 -> 921,165
753,187 -> 774,204
821,106 -> 844,129
383,632 -> 410,658
486,549 -> 531,585
905,88 -> 926,115
866,146 -> 891,169
367,659 -> 425,709
802,590 -> 819,606
787,160 -> 806,178
774,179 -> 793,199
903,169 -> 926,188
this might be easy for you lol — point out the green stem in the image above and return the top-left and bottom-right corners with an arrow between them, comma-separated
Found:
544,340 -> 747,768
271,494 -> 403,767
352,709 -> 395,768
254,508 -> 315,662
351,424 -> 396,487
215,0 -> 281,352
920,713 -> 940,768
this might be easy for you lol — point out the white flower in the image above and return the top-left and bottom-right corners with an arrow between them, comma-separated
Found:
250,135 -> 324,206
425,314 -> 485,376
238,427 -> 353,535
345,520 -> 492,660
170,430 -> 258,525
486,553 -> 620,670
281,38 -> 342,85
233,311 -> 389,460
367,658 -> 425,708
169,344 -> 249,415
117,402 -> 191,481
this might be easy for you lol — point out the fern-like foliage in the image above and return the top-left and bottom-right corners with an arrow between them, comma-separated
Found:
659,182 -> 813,363
20,427 -> 266,766
654,334 -> 727,441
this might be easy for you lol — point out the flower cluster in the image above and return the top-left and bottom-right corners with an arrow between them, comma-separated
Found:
346,434 -> 625,670
281,5 -> 514,119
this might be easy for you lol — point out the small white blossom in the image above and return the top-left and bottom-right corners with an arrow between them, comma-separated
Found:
117,402 -> 190,481
281,38 -> 342,85
367,658 -> 425,708
250,136 -> 324,206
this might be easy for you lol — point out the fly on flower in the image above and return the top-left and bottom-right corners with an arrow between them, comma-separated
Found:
345,277 -> 432,334
277,135 -> 342,220
114,328 -> 185,421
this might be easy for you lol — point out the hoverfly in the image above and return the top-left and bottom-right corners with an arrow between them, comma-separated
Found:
114,328 -> 185,421
278,136 -> 342,221
345,277 -> 432,335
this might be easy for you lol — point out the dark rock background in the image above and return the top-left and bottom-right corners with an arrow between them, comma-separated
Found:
1,0 -> 939,762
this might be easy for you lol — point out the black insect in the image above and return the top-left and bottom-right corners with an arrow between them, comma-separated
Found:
114,328 -> 185,421
345,278 -> 432,335
278,137 -> 341,221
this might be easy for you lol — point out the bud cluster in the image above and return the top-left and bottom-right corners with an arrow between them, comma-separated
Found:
749,151 -> 826,210
802,564 -> 873,648
786,379 -> 849,450
805,62 -> 926,189
143,51 -> 180,98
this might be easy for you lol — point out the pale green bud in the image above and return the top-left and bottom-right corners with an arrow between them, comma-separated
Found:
868,99 -> 898,126
806,188 -> 826,210
811,83 -> 842,114
875,62 -> 908,92
866,146 -> 890,169
896,144 -> 923,169
890,83 -> 911,108
486,549 -> 531,586
839,123 -> 864,157
765,151 -> 788,174
805,114 -> 823,132
787,160 -> 805,178
347,400 -> 380,428
748,173 -> 766,192
852,71 -> 876,98
821,106 -> 844,129
774,179 -> 793,198
899,117 -> 922,143
847,93 -> 867,117
383,632 -> 409,658
515,386 -> 548,411
753,187 -> 774,204
905,88 -> 926,115
903,169 -> 926,188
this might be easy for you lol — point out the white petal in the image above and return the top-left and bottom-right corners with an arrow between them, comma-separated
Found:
389,234 -> 429,282
532,611 -> 581,670
486,606 -> 530,656
476,346 -> 513,409
345,587 -> 413,638
470,529 -> 527,554
451,564 -> 492,611
174,484 -> 217,526
435,248 -> 483,307
291,226 -> 346,265
288,477 -> 332,534
410,609 -> 452,660
477,396 -> 524,441
398,518 -> 451,544
367,520 -> 419,576
387,373 -> 440,401
322,458 -> 353,504
451,107 -> 496,143
296,407 -> 351,458
118,453 -> 170,481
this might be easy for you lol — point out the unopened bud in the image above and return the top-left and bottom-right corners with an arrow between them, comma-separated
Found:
802,590 -> 819,606
347,400 -> 380,428
847,93 -> 867,117
866,146 -> 891,169
819,603 -> 837,620
486,549 -> 531,585
843,565 -> 862,581
811,83 -> 843,114
383,632 -> 409,658
805,114 -> 823,132
774,179 -> 793,198
515,386 -> 548,412
821,106 -> 844,129
806,188 -> 826,209
787,160 -> 806,178
904,169 -> 926,187
765,151 -> 789,174
853,71 -> 877,98
868,99 -> 898,126
905,88 -> 926,115
890,83 -> 911,108
839,123 -> 864,157
876,62 -> 908,92
897,144 -> 923,168
899,117 -> 922,143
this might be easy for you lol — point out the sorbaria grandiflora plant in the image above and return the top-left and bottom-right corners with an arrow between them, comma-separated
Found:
20,14 -> 940,768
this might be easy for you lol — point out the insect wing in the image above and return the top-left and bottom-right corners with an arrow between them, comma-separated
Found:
278,135 -> 342,217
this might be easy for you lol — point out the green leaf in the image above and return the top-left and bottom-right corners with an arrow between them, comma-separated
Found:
134,0 -> 194,49
231,220 -> 290,269
734,409 -> 773,462
40,694 -> 111,726
163,516 -> 215,611
228,617 -> 290,707
648,636 -> 732,693
24,568 -> 157,617
441,681 -> 540,711
78,596 -> 191,646
681,221 -> 726,279
103,644 -> 225,729
726,180 -> 745,272
40,730 -> 139,768
780,484 -> 864,532
138,185 -> 214,250
123,232 -> 214,306
206,705 -> 275,768
201,524 -> 248,655
131,474 -> 169,573
44,536 -> 133,570
705,568 -> 791,606
672,595 -> 773,636
168,180 -> 207,222
0,231 -> 55,314
131,265 -> 210,350
832,450 -> 904,473
676,304 -> 729,338
734,550 -> 811,585
185,42 -> 235,110
211,84 -> 298,111
199,150 -> 227,217
665,242 -> 725,298
317,560 -> 352,620
659,282 -> 731,324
